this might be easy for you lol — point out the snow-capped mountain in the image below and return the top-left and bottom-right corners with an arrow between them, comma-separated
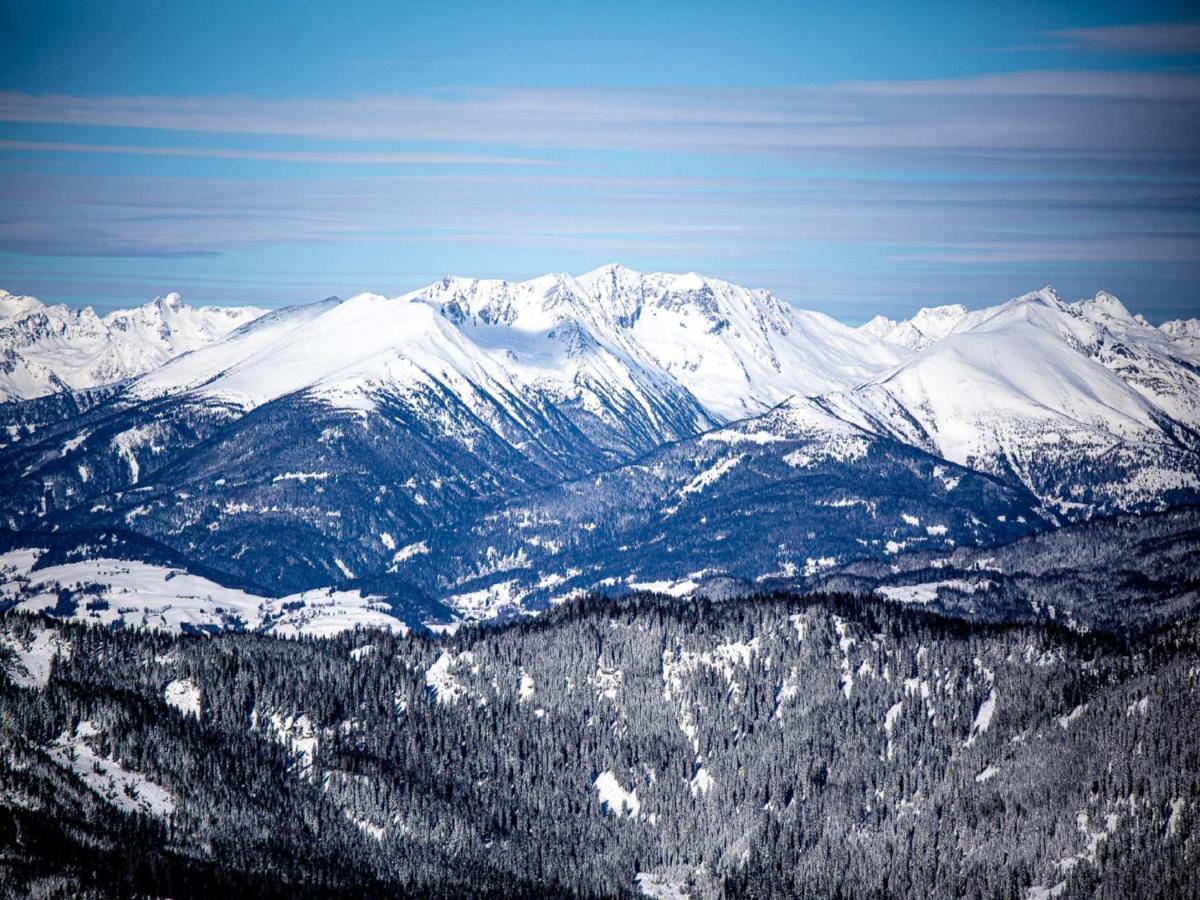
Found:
128,265 -> 910,456
1161,317 -> 1200,363
395,264 -> 907,427
823,288 -> 1200,516
570,264 -> 910,418
0,269 -> 1197,629
0,289 -> 266,402
859,303 -> 967,350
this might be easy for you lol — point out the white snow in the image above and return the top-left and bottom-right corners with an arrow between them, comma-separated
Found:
0,288 -> 265,403
1,625 -> 71,688
346,811 -> 386,842
0,549 -> 410,637
877,579 -> 993,605
689,765 -> 714,797
1166,798 -> 1185,840
866,304 -> 967,350
164,679 -> 201,718
1026,882 -> 1067,900
389,540 -> 430,567
112,424 -> 163,483
1057,704 -> 1087,729
803,556 -> 837,576
884,701 -> 903,735
517,670 -> 535,702
636,871 -> 691,900
627,578 -> 698,598
594,770 -> 641,818
964,689 -> 997,747
48,720 -> 177,817
425,650 -> 477,705
590,665 -> 623,701
679,454 -> 743,497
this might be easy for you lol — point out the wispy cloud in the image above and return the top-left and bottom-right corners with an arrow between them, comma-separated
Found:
4,168 -> 1194,260
1043,21 -> 1200,55
0,139 -> 554,166
1,70 -> 1196,157
1,69 -> 1197,319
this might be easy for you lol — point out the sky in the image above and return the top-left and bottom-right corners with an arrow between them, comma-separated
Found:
0,0 -> 1198,323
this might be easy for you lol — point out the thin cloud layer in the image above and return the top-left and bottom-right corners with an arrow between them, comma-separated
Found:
0,70 -> 1197,155
0,68 -> 1197,319
1046,20 -> 1200,55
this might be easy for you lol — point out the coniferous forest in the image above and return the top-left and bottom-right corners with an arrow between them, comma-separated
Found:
2,591 -> 1197,898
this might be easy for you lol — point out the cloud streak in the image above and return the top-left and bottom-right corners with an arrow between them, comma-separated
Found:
1,68 -> 1197,320
0,70 -> 1197,158
1044,21 -> 1200,55
0,139 -> 555,166
4,169 -> 1195,262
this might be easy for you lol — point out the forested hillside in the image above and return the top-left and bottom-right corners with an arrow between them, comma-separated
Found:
2,593 -> 1197,898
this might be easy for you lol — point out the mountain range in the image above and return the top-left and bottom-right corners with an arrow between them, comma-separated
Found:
1,266 -> 1197,630
0,289 -> 265,403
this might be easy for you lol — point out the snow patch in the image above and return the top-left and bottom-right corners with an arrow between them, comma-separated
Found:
1,625 -> 71,688
48,721 -> 176,818
164,678 -> 201,718
594,770 -> 641,818
425,650 -> 477,705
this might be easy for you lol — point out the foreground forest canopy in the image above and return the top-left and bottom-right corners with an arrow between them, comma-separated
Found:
1,592 -> 1197,898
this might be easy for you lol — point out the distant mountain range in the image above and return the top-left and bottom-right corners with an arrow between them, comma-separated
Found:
1,266 -> 1197,630
0,289 -> 265,402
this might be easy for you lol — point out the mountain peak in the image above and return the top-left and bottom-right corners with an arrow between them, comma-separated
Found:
1074,290 -> 1131,321
0,289 -> 46,320
583,262 -> 639,281
871,304 -> 967,350
1161,318 -> 1200,339
858,314 -> 898,338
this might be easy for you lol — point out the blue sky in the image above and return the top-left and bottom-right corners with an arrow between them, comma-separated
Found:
1,0 -> 1197,321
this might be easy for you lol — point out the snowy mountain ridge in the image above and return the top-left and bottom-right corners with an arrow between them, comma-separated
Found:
0,268 -> 1197,631
823,285 -> 1200,516
859,303 -> 968,350
0,288 -> 266,402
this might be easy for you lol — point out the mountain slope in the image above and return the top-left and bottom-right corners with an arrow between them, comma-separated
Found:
0,289 -> 265,402
397,397 -> 1046,621
401,270 -> 720,456
1161,317 -> 1200,363
2,593 -> 1196,896
576,264 -> 910,418
400,263 -> 908,441
823,288 -> 1200,516
1,272 -> 1197,620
